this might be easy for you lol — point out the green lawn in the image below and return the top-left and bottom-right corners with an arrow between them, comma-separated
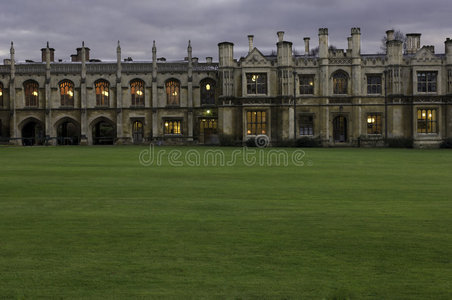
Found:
0,146 -> 451,299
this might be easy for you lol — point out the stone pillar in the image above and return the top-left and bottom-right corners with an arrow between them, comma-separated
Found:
44,42 -> 54,145
9,42 -> 18,144
187,40 -> 193,141
115,41 -> 123,144
80,42 -> 88,145
318,28 -> 329,142
351,28 -> 362,96
288,107 -> 294,139
151,41 -> 158,141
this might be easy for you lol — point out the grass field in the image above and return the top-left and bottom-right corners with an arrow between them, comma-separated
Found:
0,146 -> 451,299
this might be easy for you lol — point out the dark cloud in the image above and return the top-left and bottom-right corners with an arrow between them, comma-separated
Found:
1,0 -> 450,62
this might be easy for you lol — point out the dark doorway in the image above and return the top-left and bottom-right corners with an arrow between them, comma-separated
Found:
333,116 -> 347,143
132,121 -> 144,144
93,121 -> 115,145
199,118 -> 218,144
22,121 -> 44,146
57,120 -> 80,145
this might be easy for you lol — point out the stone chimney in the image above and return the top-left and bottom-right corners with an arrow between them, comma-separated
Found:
248,35 -> 254,53
72,46 -> 90,62
304,37 -> 310,54
206,57 -> 213,64
277,31 -> 284,42
318,28 -> 329,58
386,30 -> 395,41
41,45 -> 55,62
406,33 -> 421,54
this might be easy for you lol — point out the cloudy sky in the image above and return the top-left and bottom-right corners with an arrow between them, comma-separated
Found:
0,0 -> 450,62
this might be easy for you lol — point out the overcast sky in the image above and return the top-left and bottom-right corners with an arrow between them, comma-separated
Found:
0,0 -> 450,62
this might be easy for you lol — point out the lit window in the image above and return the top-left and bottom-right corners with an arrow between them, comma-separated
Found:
95,80 -> 110,107
246,110 -> 267,135
0,82 -> 3,107
246,73 -> 267,95
200,78 -> 216,105
367,75 -> 382,94
417,71 -> 437,93
299,115 -> 314,135
24,80 -> 39,107
417,109 -> 437,133
59,80 -> 74,107
164,119 -> 182,134
166,80 -> 180,106
299,75 -> 315,95
367,114 -> 382,134
333,71 -> 348,94
131,79 -> 145,106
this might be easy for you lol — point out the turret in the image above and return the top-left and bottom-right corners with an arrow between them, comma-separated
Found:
116,41 -> 121,81
318,28 -> 329,58
218,42 -> 234,67
152,40 -> 157,79
187,40 -> 193,79
81,41 -> 86,80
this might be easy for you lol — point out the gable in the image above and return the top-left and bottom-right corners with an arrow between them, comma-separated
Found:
241,48 -> 272,66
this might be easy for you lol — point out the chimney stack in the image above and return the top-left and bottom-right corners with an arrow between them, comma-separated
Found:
277,31 -> 284,42
406,33 -> 421,54
304,37 -> 310,54
248,35 -> 254,53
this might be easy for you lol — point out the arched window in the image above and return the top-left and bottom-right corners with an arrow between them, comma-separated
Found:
166,79 -> 180,106
130,79 -> 145,106
0,82 -> 3,107
95,80 -> 110,107
333,71 -> 348,94
59,80 -> 74,107
200,78 -> 216,105
24,80 -> 39,107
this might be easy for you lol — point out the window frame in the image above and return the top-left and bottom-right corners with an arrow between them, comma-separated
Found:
163,119 -> 182,135
417,108 -> 438,134
24,80 -> 39,108
246,110 -> 267,136
299,75 -> 315,95
166,79 -> 180,106
366,113 -> 382,135
200,78 -> 216,106
332,71 -> 348,95
417,71 -> 437,93
95,79 -> 110,107
367,74 -> 382,95
299,115 -> 314,136
246,73 -> 268,95
59,80 -> 74,107
130,79 -> 145,107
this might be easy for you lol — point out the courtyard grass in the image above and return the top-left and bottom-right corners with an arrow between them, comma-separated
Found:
0,146 -> 451,299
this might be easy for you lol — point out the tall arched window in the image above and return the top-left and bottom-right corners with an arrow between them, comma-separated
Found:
333,71 -> 348,94
59,80 -> 74,107
95,80 -> 110,107
200,78 -> 216,105
24,80 -> 39,107
130,79 -> 145,106
0,82 -> 3,107
166,79 -> 180,106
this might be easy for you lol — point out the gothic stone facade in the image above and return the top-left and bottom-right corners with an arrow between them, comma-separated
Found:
1,28 -> 452,147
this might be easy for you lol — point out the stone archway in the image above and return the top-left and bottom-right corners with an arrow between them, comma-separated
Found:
21,119 -> 44,146
91,117 -> 116,145
333,116 -> 347,143
56,118 -> 81,145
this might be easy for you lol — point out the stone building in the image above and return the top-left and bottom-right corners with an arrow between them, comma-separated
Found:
0,28 -> 451,147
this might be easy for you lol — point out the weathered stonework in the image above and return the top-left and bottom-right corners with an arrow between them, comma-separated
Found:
1,28 -> 451,147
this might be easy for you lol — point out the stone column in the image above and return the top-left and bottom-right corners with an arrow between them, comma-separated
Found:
151,41 -> 158,141
9,42 -> 18,144
115,41 -> 123,144
187,41 -> 193,141
45,42 -> 54,145
80,42 -> 88,145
